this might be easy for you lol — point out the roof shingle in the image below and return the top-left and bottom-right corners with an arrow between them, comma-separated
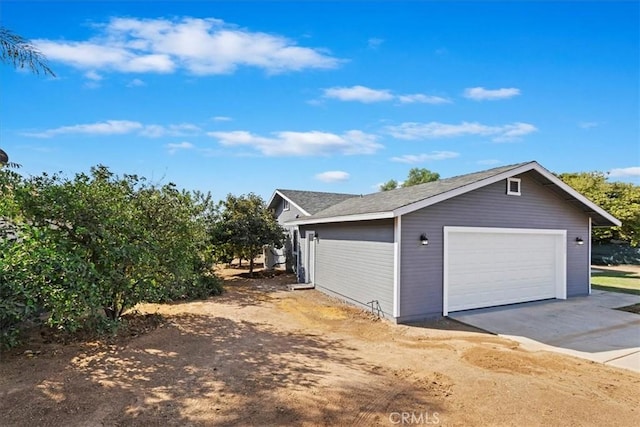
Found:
309,162 -> 532,218
275,189 -> 358,215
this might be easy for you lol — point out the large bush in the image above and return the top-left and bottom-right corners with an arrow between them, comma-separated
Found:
0,166 -> 221,348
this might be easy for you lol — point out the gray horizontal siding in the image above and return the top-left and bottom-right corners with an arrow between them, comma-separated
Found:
399,171 -> 589,321
303,220 -> 395,318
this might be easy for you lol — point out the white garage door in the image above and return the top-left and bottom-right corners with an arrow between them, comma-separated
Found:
443,227 -> 566,315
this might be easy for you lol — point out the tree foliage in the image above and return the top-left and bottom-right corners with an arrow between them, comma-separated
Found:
213,193 -> 285,274
559,172 -> 640,246
0,26 -> 54,169
0,166 -> 222,348
379,179 -> 398,191
403,168 -> 440,187
0,26 -> 55,77
380,168 -> 440,191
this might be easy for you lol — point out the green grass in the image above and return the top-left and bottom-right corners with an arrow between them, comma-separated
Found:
591,268 -> 640,295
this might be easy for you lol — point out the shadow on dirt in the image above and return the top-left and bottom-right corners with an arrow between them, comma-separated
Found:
215,271 -> 298,308
1,312 -> 445,426
407,317 -> 493,334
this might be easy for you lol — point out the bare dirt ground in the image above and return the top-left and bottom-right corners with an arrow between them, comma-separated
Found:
1,266 -> 639,426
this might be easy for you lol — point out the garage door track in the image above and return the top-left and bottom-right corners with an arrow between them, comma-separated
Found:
450,290 -> 640,372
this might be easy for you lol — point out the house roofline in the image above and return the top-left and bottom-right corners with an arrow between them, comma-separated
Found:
287,211 -> 394,225
286,161 -> 621,227
267,189 -> 311,217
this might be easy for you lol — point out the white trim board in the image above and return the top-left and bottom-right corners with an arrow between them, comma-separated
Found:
267,190 -> 311,217
393,216 -> 402,318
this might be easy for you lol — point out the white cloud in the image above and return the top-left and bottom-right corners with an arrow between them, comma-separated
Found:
368,38 -> 384,49
127,78 -> 146,87
84,70 -> 103,81
492,122 -> 537,142
315,170 -> 350,182
463,87 -> 521,101
24,120 -> 144,138
208,129 -> 382,156
323,85 -> 394,103
139,123 -> 201,138
212,116 -> 232,122
390,151 -> 459,164
167,141 -> 194,154
385,121 -> 537,142
36,17 -> 340,76
397,93 -> 451,104
23,120 -> 201,138
609,167 -> 640,177
322,85 -> 451,105
36,40 -> 175,73
579,121 -> 599,129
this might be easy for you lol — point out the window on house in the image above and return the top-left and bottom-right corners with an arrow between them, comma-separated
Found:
283,200 -> 290,211
507,178 -> 521,196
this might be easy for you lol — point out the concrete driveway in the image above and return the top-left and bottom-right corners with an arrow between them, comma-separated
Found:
449,290 -> 640,373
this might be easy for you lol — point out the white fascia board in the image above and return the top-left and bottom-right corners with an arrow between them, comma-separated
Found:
528,164 -> 621,227
269,190 -> 311,217
266,190 -> 280,209
287,211 -> 394,226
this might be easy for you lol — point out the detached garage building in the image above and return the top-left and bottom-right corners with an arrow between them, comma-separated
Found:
268,161 -> 620,323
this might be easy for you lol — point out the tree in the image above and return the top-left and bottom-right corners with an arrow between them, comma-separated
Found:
0,26 -> 54,76
403,168 -> 440,187
559,172 -> 640,246
379,168 -> 440,191
379,179 -> 398,191
1,27 -> 55,168
0,166 -> 222,347
213,193 -> 285,275
10,166 -> 220,321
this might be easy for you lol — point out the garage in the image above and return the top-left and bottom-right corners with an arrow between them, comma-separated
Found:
443,227 -> 567,315
278,162 -> 620,322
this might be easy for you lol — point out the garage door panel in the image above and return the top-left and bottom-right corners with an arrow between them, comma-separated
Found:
445,227 -> 566,314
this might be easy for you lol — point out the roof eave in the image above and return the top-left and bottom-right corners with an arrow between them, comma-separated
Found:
392,161 -> 621,227
286,211 -> 394,226
268,190 -> 311,216
281,161 -> 621,228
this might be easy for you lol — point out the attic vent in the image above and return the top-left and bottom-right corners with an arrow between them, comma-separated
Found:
507,178 -> 521,196
283,200 -> 290,211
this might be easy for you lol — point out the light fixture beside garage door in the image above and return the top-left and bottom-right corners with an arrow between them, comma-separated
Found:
575,237 -> 585,245
419,233 -> 429,246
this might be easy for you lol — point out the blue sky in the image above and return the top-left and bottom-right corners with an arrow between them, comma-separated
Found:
2,1 -> 638,201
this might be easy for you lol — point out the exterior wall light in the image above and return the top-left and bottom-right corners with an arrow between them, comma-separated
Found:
420,233 -> 429,246
575,237 -> 585,245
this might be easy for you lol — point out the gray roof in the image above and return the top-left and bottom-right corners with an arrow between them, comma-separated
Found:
310,162 -> 531,219
273,189 -> 358,215
276,161 -> 619,227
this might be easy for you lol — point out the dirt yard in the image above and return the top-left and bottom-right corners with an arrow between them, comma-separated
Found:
1,266 -> 639,426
